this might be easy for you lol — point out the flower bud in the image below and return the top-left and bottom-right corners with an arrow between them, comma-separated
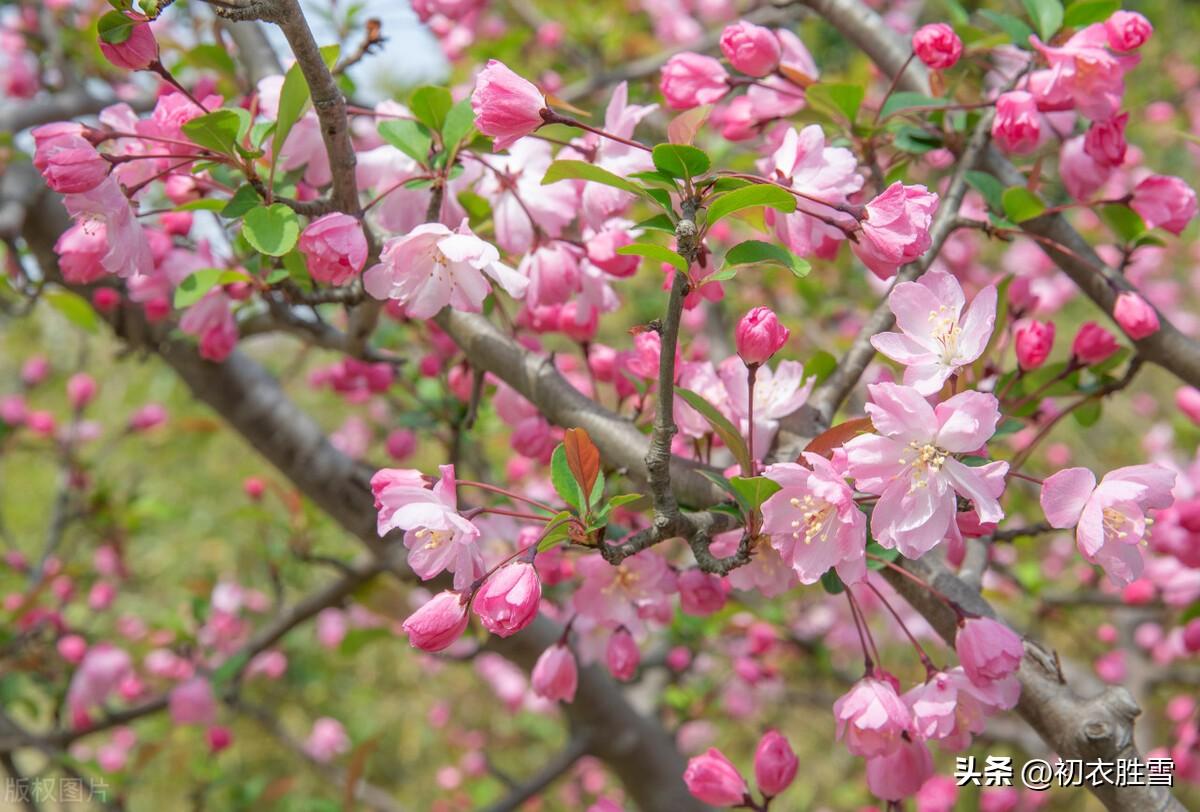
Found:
1113,291 -> 1160,339
1176,387 -> 1200,426
207,725 -> 233,754
1071,322 -> 1118,364
992,91 -> 1041,155
403,590 -> 470,652
472,561 -> 541,637
605,627 -> 639,682
1130,175 -> 1197,235
92,288 -> 121,313
470,60 -> 547,150
955,617 -> 1023,687
754,730 -> 798,797
735,306 -> 790,366
1083,114 -> 1128,169
1014,320 -> 1054,370
683,748 -> 748,806
531,642 -> 578,702
67,373 -> 97,412
243,477 -> 266,501
128,403 -> 168,432
660,52 -> 730,110
1105,10 -> 1152,51
168,678 -> 217,726
385,428 -> 417,461
912,23 -> 963,70
298,212 -> 368,286
99,20 -> 159,71
719,21 -> 782,77
21,356 -> 49,387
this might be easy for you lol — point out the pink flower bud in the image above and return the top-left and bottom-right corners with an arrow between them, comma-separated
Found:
683,748 -> 748,806
1130,175 -> 1197,235
298,213 -> 368,286
67,373 -> 97,411
735,306 -> 790,365
243,477 -> 266,500
586,227 -> 640,278
470,60 -> 547,150
92,288 -> 121,313
168,678 -> 216,726
912,23 -> 963,70
719,21 -> 782,78
1014,320 -> 1054,370
678,568 -> 729,616
305,717 -> 350,763
1183,618 -> 1200,653
21,356 -> 49,387
99,20 -> 158,70
208,725 -> 233,753
58,634 -> 88,664
605,627 -> 639,682
1071,322 -> 1119,364
161,210 -> 193,236
1105,10 -> 1152,51
1083,114 -> 1128,169
128,403 -> 167,432
316,608 -> 347,649
1176,387 -> 1200,426
385,428 -> 417,461
531,642 -> 577,702
1113,291 -> 1160,339
1,395 -> 26,426
754,730 -> 797,797
1121,579 -> 1156,605
403,590 -> 470,652
472,561 -> 541,637
35,134 -> 110,194
660,52 -> 730,110
992,91 -> 1041,155
955,617 -> 1023,687
27,410 -> 56,436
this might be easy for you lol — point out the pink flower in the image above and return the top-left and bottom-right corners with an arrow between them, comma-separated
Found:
605,627 -> 639,681
833,675 -> 912,758
305,717 -> 350,763
385,429 -> 416,460
678,569 -> 728,616
67,373 -> 97,411
1060,136 -> 1113,201
402,590 -> 470,652
912,24 -> 963,70
683,748 -> 748,806
1014,319 -> 1055,370
470,60 -> 547,150
573,551 -> 675,628
208,726 -> 233,753
754,730 -> 797,796
33,131 -> 109,194
866,738 -> 933,801
1030,25 -> 1138,120
1176,387 -> 1200,425
1112,291 -> 1160,340
179,291 -> 238,362
370,465 -> 483,589
735,306 -> 790,365
871,270 -> 996,395
1041,464 -> 1176,584
852,182 -> 939,280
67,644 -> 132,716
660,52 -> 730,110
531,643 -> 578,702
904,666 -> 1019,750
761,453 -> 867,585
1105,10 -> 1152,51
955,617 -> 1024,687
1071,322 -> 1119,364
168,678 -> 216,726
364,221 -> 528,319
586,225 -> 640,277
719,21 -> 781,77
316,608 -> 347,649
1083,113 -> 1128,168
298,213 -> 367,286
1129,175 -> 1197,235
991,91 -> 1041,155
60,176 -> 153,279
98,20 -> 158,70
473,561 -> 541,637
845,384 -> 1008,558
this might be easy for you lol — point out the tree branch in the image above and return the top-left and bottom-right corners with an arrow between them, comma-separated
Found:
476,735 -> 590,812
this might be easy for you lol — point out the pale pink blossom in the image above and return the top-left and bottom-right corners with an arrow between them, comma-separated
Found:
871,270 -> 997,395
718,357 -> 814,460
866,738 -> 933,801
168,678 -> 216,726
573,551 -> 675,629
179,291 -> 238,362
845,384 -> 1008,558
852,182 -> 939,279
903,666 -> 1019,751
476,139 -> 577,253
471,60 -> 547,150
833,675 -> 913,758
955,617 -> 1024,687
60,176 -> 153,279
1030,25 -> 1138,120
678,569 -> 728,616
1129,175 -> 1197,235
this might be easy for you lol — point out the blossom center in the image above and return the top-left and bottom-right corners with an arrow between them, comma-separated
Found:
928,305 -> 961,362
415,527 -> 454,550
903,442 -> 947,490
788,495 -> 835,544
1102,506 -> 1130,541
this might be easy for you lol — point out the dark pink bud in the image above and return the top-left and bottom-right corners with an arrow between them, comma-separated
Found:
92,288 -> 121,313
754,730 -> 797,797
1105,10 -> 1152,51
719,21 -> 782,78
66,373 -> 97,411
1113,291 -> 1160,339
735,306 -> 790,365
912,23 -> 963,70
660,52 -> 730,110
605,627 -> 639,682
1014,320 -> 1054,370
99,20 -> 158,70
208,725 -> 234,753
403,590 -> 470,652
531,642 -> 577,702
470,60 -> 546,150
1071,322 -> 1118,364
243,477 -> 266,500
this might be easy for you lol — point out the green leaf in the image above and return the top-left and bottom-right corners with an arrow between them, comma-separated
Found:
242,203 -> 301,257
1100,204 -> 1146,242
804,350 -> 838,385
865,541 -> 901,570
979,10 -> 1036,45
806,83 -> 865,124
634,213 -> 676,233
676,388 -> 752,474
272,63 -> 310,171
97,11 -> 135,44
723,240 -> 811,278
891,125 -> 944,154
617,243 -> 689,273
210,652 -> 250,687
993,417 -> 1025,437
1002,187 -> 1046,222
173,199 -> 226,212
442,98 -> 475,155
966,170 -> 1005,212
1072,399 -> 1102,427
880,92 -> 949,120
45,290 -> 98,333
538,511 -> 575,550
651,143 -> 710,179
820,569 -> 845,594
705,184 -> 796,226
729,476 -> 782,513
1063,0 -> 1119,27
220,184 -> 260,218
378,119 -> 432,164
942,0 -> 970,26
174,268 -> 252,308
181,109 -> 250,156
1022,0 -> 1064,41
542,160 -> 646,196
409,86 -> 453,132
550,445 -> 584,512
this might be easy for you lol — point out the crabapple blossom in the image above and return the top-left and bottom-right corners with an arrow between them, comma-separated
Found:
955,617 -> 1024,687
470,60 -> 547,150
1071,322 -> 1120,364
98,19 -> 157,70
298,213 -> 368,286
991,92 -> 1041,155
912,24 -> 963,70
531,643 -> 578,702
833,675 -> 913,758
851,182 -> 939,279
735,306 -> 790,365
753,730 -> 797,796
678,568 -> 728,615
1105,11 -> 1153,52
305,717 -> 350,763
472,561 -> 542,637
845,384 -> 1009,558
402,590 -> 471,652
168,678 -> 217,726
903,667 -> 1019,750
870,270 -> 997,395
1129,175 -> 1198,235
719,21 -> 781,77
682,748 -> 748,806
1015,320 -> 1055,370
1083,113 -> 1129,168
866,738 -> 934,802
1112,291 -> 1161,339
660,52 -> 730,109
605,627 -> 640,681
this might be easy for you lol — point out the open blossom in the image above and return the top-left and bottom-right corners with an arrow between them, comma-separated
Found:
845,384 -> 1008,559
678,569 -> 728,615
1041,464 -> 1176,584
718,357 -> 814,460
471,60 -> 547,149
371,465 -> 483,589
60,176 -> 153,279
719,21 -> 781,77
1105,10 -> 1152,51
683,748 -> 748,806
1112,291 -> 1160,340
833,675 -> 913,758
531,643 -> 577,702
1030,24 -> 1139,120
1083,113 -> 1128,168
67,644 -> 132,718
33,129 -> 109,194
298,213 -> 367,286
573,550 -> 675,629
912,24 -> 963,70
761,453 -> 866,585
866,738 -> 933,802
852,182 -> 939,280
473,561 -> 541,637
363,221 -> 528,319
871,270 -> 996,396
754,730 -> 797,796
991,91 -> 1041,155
955,617 -> 1024,687
179,290 -> 238,362
660,52 -> 730,109
404,590 -> 471,651
1072,322 -> 1119,363
735,306 -> 789,365
903,666 -> 1019,751
1129,175 -> 1197,235
1014,319 -> 1055,370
